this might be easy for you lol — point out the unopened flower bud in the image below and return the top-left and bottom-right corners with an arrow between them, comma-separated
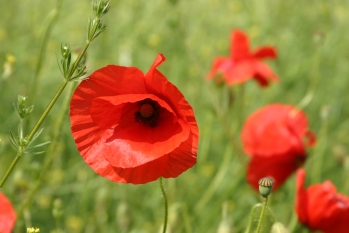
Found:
258,177 -> 274,198
16,95 -> 34,119
60,43 -> 71,59
271,222 -> 289,233
92,0 -> 110,17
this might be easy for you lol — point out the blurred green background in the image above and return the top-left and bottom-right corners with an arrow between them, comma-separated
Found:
1,0 -> 349,232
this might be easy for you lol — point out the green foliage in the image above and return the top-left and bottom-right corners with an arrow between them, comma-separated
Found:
1,0 -> 349,232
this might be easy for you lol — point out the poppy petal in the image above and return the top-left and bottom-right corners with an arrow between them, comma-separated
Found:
207,57 -> 231,80
102,105 -> 190,168
296,169 -> 349,233
247,153 -> 305,191
253,60 -> 279,83
231,29 -> 250,60
110,155 -> 169,184
253,46 -> 277,59
0,192 -> 16,233
242,104 -> 311,156
225,60 -> 254,85
163,116 -> 199,178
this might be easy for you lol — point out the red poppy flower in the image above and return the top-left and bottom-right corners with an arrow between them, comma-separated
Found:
0,192 -> 16,233
207,29 -> 279,86
296,169 -> 349,233
241,104 -> 315,190
70,54 -> 199,184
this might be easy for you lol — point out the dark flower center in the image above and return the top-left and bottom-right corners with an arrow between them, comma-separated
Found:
140,103 -> 154,118
134,99 -> 160,127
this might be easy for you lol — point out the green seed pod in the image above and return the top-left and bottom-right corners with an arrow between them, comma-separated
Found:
258,177 -> 274,198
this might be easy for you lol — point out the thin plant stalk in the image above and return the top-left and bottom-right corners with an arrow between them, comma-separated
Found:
194,144 -> 234,214
160,177 -> 168,233
256,197 -> 269,233
31,0 -> 63,100
17,82 -> 76,219
244,203 -> 262,233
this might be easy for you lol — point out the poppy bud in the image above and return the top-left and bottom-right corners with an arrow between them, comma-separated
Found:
258,177 -> 274,198
270,222 -> 289,233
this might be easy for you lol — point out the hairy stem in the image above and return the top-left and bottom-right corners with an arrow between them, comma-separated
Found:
256,197 -> 268,233
244,203 -> 262,233
160,177 -> 168,233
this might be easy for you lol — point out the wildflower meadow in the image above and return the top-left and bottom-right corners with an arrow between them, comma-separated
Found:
1,0 -> 349,232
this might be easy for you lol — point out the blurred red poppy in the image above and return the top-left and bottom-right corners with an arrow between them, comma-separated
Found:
207,29 -> 279,86
241,104 -> 315,190
296,169 -> 349,233
70,54 -> 199,184
0,192 -> 16,233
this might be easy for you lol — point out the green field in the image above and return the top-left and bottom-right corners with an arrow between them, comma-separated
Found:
1,0 -> 349,232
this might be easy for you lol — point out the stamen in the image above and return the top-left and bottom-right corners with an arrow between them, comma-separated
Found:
134,99 -> 160,127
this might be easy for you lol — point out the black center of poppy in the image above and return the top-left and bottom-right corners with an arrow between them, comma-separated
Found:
134,99 -> 160,127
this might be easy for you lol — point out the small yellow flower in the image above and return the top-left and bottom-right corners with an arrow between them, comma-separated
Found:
27,227 -> 40,233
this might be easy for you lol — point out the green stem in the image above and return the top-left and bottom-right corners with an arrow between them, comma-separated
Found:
287,209 -> 299,233
159,177 -> 168,233
0,154 -> 21,188
245,203 -> 262,233
180,204 -> 193,233
68,41 -> 90,79
296,39 -> 321,111
194,144 -> 233,213
17,82 -> 75,219
19,118 -> 23,140
256,197 -> 268,233
31,0 -> 63,100
27,80 -> 68,142
0,80 -> 68,189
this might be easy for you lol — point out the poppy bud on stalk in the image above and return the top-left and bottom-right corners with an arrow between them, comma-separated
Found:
258,177 -> 274,198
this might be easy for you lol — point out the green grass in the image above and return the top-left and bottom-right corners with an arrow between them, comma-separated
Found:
1,0 -> 349,232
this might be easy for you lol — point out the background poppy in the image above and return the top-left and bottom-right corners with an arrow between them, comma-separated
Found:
207,29 -> 279,86
241,104 -> 315,190
296,169 -> 349,233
